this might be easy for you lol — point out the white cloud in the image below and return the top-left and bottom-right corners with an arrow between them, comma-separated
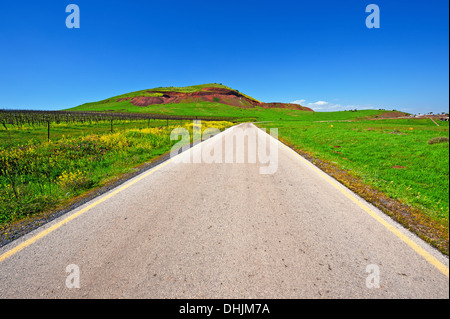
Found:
291,99 -> 306,105
291,99 -> 372,111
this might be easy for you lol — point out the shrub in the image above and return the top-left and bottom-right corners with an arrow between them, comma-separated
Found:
428,137 -> 449,145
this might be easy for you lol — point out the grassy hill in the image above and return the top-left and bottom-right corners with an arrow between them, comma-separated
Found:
67,83 -> 404,122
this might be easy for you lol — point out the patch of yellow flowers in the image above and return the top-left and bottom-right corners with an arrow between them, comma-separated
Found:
56,169 -> 84,189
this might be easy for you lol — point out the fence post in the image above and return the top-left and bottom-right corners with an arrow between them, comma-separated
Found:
47,120 -> 50,142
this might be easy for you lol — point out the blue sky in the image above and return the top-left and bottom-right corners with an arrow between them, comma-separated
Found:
0,0 -> 448,114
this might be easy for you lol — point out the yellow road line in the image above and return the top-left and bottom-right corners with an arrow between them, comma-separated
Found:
0,158 -> 174,263
282,142 -> 449,278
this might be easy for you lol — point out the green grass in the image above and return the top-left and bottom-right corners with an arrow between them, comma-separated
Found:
150,83 -> 233,93
0,119 -> 175,147
71,100 -> 245,117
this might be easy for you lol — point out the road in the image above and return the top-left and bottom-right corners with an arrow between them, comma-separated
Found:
0,123 -> 448,298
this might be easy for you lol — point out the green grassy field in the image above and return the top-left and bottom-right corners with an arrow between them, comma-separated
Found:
71,100 -> 249,118
0,119 -> 189,147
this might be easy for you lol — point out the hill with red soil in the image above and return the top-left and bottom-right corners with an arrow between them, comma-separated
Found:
113,86 -> 313,111
68,83 -> 315,118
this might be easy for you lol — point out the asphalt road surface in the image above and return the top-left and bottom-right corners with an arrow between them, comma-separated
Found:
0,123 -> 448,298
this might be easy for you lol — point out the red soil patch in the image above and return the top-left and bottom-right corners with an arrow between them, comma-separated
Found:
127,87 -> 314,111
131,96 -> 166,106
369,111 -> 410,120
379,111 -> 408,118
